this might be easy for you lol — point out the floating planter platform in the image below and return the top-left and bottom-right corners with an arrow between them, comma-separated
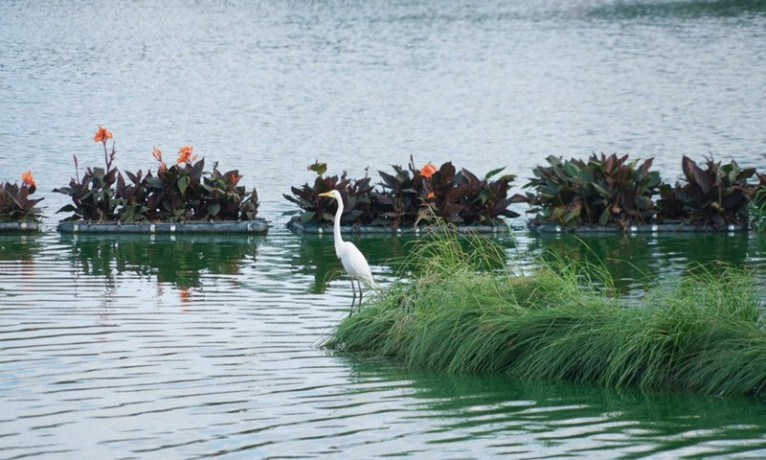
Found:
286,215 -> 515,235
0,222 -> 40,232
57,219 -> 269,234
528,222 -> 747,234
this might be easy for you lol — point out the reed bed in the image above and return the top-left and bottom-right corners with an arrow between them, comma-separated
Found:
324,230 -> 766,397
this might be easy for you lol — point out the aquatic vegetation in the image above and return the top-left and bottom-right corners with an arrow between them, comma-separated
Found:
285,156 -> 519,229
375,156 -> 519,227
519,153 -> 662,229
325,231 -> 766,398
748,172 -> 766,233
0,170 -> 44,222
54,126 -> 259,223
283,161 -> 376,226
657,156 -> 755,228
522,153 -> 760,231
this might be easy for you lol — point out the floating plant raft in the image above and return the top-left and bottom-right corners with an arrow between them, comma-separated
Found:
57,218 -> 269,234
286,215 -> 516,235
528,222 -> 748,234
0,222 -> 40,232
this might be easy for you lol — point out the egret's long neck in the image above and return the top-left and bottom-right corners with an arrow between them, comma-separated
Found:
332,197 -> 344,256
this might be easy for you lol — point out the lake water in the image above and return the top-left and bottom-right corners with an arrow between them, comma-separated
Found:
2,0 -> 766,458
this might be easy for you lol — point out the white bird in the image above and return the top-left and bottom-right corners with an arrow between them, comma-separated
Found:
318,190 -> 378,315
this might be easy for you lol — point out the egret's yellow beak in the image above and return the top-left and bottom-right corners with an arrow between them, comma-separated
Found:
318,191 -> 334,197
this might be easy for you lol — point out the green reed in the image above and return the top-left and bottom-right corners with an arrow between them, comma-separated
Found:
324,230 -> 766,397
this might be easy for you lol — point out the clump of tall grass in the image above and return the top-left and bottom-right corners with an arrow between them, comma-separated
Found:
324,230 -> 766,397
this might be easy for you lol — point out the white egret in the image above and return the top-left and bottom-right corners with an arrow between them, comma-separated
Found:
318,190 -> 378,315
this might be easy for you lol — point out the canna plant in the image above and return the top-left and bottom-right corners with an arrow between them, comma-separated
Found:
657,156 -> 755,228
54,126 -> 121,221
283,161 -> 375,225
749,172 -> 766,233
0,171 -> 44,222
55,127 -> 260,223
286,156 -> 519,229
374,157 -> 518,227
520,153 -> 660,229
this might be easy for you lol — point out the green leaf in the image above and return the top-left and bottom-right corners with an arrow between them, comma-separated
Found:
484,167 -> 505,180
178,176 -> 190,194
56,204 -> 77,213
209,203 -> 221,217
308,161 -> 328,176
591,182 -> 609,197
599,208 -> 610,225
145,176 -> 164,189
634,195 -> 652,210
300,211 -> 316,223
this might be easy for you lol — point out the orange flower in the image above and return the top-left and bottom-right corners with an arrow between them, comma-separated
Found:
426,191 -> 435,199
177,145 -> 197,164
21,170 -> 36,187
152,146 -> 163,162
93,126 -> 113,143
420,162 -> 437,179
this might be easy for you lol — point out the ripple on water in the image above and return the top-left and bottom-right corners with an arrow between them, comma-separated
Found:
2,0 -> 766,455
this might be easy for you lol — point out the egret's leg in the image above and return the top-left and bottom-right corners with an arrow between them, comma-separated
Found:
349,279 -> 357,316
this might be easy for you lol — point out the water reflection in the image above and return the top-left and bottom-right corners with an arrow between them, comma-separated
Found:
527,232 -> 755,297
0,233 -> 42,262
59,233 -> 262,288
291,234 -> 411,293
291,232 -> 519,293
343,357 -> 766,458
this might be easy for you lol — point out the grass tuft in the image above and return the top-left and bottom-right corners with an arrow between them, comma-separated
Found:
324,230 -> 766,397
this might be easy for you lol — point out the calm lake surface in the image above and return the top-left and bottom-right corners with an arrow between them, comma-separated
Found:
2,0 -> 766,458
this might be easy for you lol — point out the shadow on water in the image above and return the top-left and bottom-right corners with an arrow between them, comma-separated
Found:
341,356 -> 766,458
586,0 -> 766,20
526,231 -> 756,297
58,233 -> 263,288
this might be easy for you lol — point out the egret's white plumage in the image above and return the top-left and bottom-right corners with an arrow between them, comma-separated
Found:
318,190 -> 377,314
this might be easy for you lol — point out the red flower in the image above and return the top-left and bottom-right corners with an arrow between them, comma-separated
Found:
93,126 -> 113,143
420,162 -> 437,179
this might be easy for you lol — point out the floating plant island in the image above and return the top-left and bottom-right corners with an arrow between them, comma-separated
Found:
284,154 -> 766,237
284,158 -> 520,236
0,170 -> 43,232
50,126 -> 265,235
